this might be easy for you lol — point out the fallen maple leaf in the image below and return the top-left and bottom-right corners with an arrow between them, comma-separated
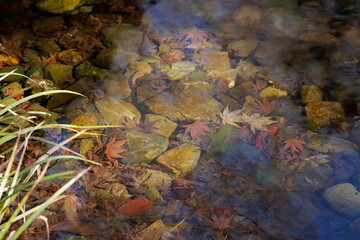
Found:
249,98 -> 277,115
118,198 -> 154,216
181,119 -> 211,139
283,138 -> 306,153
105,137 -> 127,160
184,29 -> 209,44
239,113 -> 277,134
254,130 -> 269,148
218,106 -> 244,128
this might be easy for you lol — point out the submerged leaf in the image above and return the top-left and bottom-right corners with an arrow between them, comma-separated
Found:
105,137 -> 127,160
181,119 -> 211,139
118,198 -> 154,216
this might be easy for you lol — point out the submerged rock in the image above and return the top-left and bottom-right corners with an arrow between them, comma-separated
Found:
231,5 -> 263,28
143,114 -> 178,138
259,86 -> 287,99
305,101 -> 345,128
306,131 -> 359,153
0,66 -> 25,82
102,71 -> 132,100
36,0 -> 86,14
155,143 -> 201,176
122,130 -> 169,164
144,85 -> 222,121
95,96 -> 141,125
324,183 -> 360,216
35,39 -> 61,57
227,39 -> 259,58
166,61 -> 197,80
75,60 -> 108,80
301,85 -> 323,104
101,24 -> 143,51
45,64 -> 73,86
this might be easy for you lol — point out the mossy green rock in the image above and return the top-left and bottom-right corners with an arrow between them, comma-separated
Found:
95,96 -> 141,125
259,86 -> 287,99
122,130 -> 169,164
36,0 -> 86,14
35,39 -> 61,57
166,61 -> 197,80
301,85 -> 323,104
155,143 -> 201,176
45,64 -> 73,86
75,60 -> 108,79
0,66 -> 25,82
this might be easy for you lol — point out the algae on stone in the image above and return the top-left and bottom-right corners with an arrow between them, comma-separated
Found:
95,96 -> 141,125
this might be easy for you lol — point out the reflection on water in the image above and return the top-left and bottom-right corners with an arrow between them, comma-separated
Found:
1,0 -> 360,239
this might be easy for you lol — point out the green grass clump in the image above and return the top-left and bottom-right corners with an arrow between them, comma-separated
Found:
0,71 -> 100,239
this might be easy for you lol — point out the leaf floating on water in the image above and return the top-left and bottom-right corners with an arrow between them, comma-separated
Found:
118,198 -> 155,216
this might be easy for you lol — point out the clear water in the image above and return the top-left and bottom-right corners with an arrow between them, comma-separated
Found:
1,0 -> 360,239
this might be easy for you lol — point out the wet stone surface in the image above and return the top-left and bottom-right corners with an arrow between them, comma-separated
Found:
1,0 -> 360,239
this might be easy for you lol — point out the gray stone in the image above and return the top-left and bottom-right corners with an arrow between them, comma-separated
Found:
324,183 -> 360,216
306,131 -> 359,153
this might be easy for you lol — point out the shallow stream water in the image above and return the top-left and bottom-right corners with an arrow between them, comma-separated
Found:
1,0 -> 360,239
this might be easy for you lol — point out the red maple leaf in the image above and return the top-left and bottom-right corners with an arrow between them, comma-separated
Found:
254,130 -> 269,148
283,138 -> 306,153
181,119 -> 211,139
249,98 -> 277,115
184,29 -> 209,43
105,137 -> 127,160
118,198 -> 154,216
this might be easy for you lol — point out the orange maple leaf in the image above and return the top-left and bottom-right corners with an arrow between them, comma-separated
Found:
105,137 -> 127,160
181,119 -> 211,139
118,198 -> 154,216
283,138 -> 306,153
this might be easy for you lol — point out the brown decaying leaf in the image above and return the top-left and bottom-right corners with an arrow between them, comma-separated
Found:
181,119 -> 211,139
283,138 -> 306,153
105,137 -> 127,160
249,98 -> 277,115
